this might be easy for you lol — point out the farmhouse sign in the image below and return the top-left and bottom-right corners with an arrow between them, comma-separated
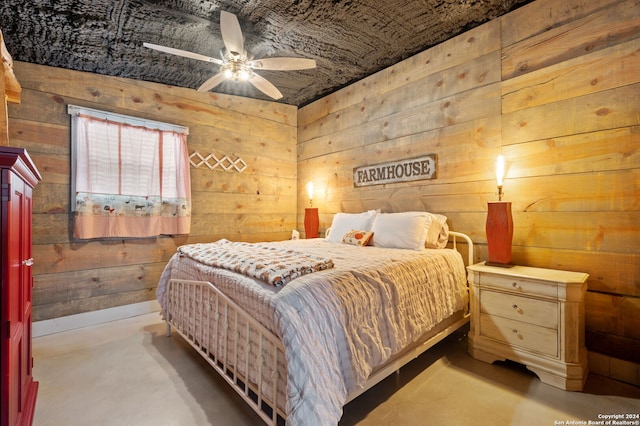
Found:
353,154 -> 437,187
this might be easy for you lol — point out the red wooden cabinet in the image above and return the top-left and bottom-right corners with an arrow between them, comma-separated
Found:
1,147 -> 41,426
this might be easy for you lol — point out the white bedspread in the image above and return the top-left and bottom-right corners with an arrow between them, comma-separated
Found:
156,238 -> 468,425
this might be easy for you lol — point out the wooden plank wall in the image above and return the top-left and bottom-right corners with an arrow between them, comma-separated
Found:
8,62 -> 297,321
297,0 -> 640,365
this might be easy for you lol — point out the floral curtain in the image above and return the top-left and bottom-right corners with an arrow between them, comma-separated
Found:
73,113 -> 191,239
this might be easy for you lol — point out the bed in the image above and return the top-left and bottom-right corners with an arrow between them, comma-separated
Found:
156,211 -> 473,425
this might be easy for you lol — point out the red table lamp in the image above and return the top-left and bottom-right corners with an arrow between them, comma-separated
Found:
486,156 -> 513,267
304,182 -> 319,238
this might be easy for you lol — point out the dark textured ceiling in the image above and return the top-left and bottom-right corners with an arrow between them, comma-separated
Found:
0,0 -> 532,107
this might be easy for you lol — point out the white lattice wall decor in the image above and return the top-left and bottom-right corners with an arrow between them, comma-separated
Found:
189,151 -> 247,173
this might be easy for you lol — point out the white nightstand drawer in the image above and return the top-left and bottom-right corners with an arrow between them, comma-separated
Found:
480,291 -> 558,328
479,314 -> 558,357
481,274 -> 557,299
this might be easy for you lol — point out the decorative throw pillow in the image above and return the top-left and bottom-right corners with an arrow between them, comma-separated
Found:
342,230 -> 374,246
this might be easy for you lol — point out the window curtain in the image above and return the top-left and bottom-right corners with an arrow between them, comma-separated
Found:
73,114 -> 191,239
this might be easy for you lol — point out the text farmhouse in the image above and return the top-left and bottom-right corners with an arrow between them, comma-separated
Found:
353,154 -> 437,187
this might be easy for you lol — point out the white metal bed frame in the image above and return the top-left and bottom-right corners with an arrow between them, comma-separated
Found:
165,231 -> 473,425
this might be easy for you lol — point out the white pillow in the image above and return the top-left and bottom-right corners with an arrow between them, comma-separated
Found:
326,211 -> 377,243
370,212 -> 430,250
425,213 -> 449,249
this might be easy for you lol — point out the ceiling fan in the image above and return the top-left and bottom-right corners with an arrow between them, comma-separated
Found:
143,11 -> 316,100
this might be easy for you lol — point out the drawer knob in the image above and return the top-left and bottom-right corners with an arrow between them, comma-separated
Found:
512,304 -> 523,314
512,282 -> 520,289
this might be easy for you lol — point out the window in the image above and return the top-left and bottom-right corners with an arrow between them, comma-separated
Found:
69,105 -> 191,239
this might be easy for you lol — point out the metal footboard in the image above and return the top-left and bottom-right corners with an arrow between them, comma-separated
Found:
166,279 -> 286,425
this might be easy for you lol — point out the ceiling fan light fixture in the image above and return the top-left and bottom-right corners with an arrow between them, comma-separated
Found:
144,11 -> 315,100
222,65 -> 233,79
237,67 -> 251,81
221,62 -> 252,82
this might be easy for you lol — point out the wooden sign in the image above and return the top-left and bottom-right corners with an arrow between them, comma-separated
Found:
353,154 -> 437,187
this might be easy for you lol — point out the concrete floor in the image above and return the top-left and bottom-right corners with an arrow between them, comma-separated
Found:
33,313 -> 640,426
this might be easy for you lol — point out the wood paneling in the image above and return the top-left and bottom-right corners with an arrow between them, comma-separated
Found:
298,20 -> 502,126
298,0 -> 640,363
501,0 -> 640,79
502,84 -> 640,145
502,41 -> 640,114
299,51 -> 502,143
9,61 -> 297,320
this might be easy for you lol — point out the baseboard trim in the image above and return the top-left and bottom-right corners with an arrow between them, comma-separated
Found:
33,300 -> 161,337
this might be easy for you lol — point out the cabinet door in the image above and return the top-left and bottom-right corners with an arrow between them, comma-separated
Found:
2,170 -> 34,426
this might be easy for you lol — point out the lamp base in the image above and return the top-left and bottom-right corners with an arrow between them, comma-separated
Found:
486,201 -> 514,266
304,208 -> 319,239
485,261 -> 515,268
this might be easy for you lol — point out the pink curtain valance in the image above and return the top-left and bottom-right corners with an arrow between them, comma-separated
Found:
73,113 -> 191,239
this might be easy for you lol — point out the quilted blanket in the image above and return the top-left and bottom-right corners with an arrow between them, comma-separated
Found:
178,239 -> 334,286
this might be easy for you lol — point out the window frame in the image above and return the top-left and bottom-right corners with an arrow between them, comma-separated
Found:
68,105 -> 189,211
68,105 -> 191,239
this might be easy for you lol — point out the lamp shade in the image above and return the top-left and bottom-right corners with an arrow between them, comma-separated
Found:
304,208 -> 319,238
495,155 -> 505,187
486,201 -> 513,266
306,182 -> 314,201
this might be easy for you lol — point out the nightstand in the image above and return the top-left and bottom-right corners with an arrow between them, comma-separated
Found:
467,262 -> 589,391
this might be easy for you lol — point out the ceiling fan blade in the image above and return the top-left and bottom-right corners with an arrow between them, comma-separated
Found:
197,72 -> 227,92
220,11 -> 245,55
143,42 -> 223,65
249,73 -> 283,100
248,57 -> 316,71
